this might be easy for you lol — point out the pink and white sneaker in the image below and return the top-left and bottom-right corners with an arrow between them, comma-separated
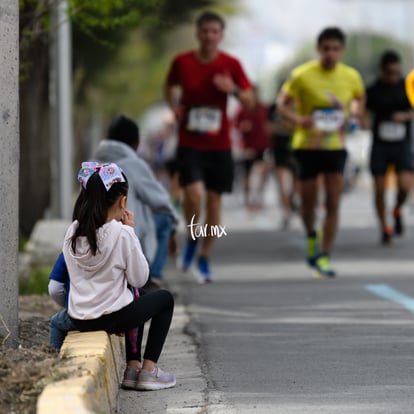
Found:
136,366 -> 176,391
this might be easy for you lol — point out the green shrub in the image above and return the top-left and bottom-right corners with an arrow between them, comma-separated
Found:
19,231 -> 28,252
20,266 -> 52,295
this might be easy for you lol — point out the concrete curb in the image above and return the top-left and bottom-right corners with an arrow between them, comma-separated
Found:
37,331 -> 126,414
36,302 -> 208,414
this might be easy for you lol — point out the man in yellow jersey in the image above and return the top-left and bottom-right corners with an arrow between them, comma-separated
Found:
277,27 -> 365,277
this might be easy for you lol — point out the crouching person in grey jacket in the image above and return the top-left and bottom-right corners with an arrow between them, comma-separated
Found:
94,115 -> 180,290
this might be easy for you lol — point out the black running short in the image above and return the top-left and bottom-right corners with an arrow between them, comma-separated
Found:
272,135 -> 296,172
176,147 -> 234,193
273,149 -> 291,169
370,141 -> 414,176
293,149 -> 348,180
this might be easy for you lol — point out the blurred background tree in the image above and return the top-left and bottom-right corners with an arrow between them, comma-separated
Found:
19,0 -> 237,237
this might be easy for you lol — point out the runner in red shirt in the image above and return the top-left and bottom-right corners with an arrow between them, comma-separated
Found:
234,88 -> 271,209
164,11 -> 254,282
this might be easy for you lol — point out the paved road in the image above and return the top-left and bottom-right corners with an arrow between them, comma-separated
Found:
185,235 -> 414,413
118,176 -> 414,413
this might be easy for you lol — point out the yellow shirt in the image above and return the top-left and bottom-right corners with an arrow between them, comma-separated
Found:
283,60 -> 364,150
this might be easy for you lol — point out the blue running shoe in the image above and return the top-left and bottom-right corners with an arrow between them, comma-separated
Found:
194,256 -> 213,283
177,239 -> 198,272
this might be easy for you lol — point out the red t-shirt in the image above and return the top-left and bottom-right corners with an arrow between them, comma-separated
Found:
234,104 -> 270,151
166,51 -> 252,151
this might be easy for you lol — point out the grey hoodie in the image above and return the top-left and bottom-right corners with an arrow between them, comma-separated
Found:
93,140 -> 179,263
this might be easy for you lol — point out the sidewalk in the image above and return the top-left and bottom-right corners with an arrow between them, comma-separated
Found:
115,263 -> 208,414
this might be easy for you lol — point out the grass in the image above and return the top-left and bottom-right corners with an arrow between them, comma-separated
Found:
19,266 -> 52,295
19,233 -> 28,252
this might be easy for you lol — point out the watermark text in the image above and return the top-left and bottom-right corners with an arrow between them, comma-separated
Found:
187,214 -> 227,241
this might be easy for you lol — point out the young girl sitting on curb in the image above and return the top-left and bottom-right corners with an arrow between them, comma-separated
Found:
48,252 -> 143,369
62,161 -> 176,391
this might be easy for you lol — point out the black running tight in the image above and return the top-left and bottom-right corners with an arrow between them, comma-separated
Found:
70,289 -> 174,363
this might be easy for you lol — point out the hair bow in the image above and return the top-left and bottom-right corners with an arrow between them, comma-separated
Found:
78,161 -> 125,191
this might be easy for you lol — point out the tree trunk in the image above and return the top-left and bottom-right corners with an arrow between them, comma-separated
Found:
19,36 -> 51,237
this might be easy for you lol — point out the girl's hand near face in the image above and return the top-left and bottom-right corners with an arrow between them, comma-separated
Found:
122,210 -> 135,228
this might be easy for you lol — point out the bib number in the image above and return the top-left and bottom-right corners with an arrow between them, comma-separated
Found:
312,108 -> 345,132
187,107 -> 222,134
378,122 -> 406,142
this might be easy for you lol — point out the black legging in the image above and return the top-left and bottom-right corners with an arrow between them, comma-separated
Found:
70,289 -> 174,363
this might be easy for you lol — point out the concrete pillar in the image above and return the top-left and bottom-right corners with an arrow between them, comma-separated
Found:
0,1 -> 20,348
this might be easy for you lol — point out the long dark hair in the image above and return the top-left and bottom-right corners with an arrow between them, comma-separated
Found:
70,171 -> 128,255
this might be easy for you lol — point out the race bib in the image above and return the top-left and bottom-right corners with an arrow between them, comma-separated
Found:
312,108 -> 345,132
187,107 -> 222,134
378,121 -> 406,142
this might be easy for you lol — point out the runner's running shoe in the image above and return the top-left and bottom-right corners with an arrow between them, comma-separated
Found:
280,214 -> 291,231
382,226 -> 393,245
393,208 -> 403,236
194,256 -> 213,283
314,254 -> 336,278
177,239 -> 198,272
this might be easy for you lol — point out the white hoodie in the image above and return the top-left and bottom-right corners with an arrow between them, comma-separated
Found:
63,219 -> 149,320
